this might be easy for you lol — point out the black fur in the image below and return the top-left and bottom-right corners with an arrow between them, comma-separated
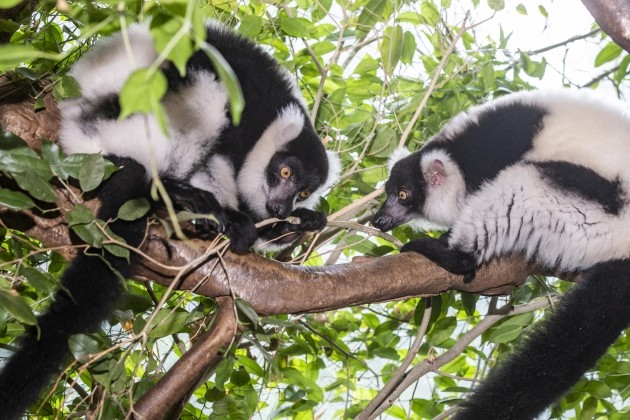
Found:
400,235 -> 476,282
0,24 -> 335,418
163,26 -> 328,179
423,101 -> 546,192
373,91 -> 630,418
453,260 -> 630,420
534,160 -> 624,215
0,157 -> 149,419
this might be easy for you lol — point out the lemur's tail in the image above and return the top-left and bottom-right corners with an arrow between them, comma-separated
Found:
453,259 -> 630,420
0,157 -> 149,419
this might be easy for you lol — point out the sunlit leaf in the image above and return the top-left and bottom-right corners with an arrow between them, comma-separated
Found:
239,15 -> 263,38
0,288 -> 36,325
595,42 -> 622,67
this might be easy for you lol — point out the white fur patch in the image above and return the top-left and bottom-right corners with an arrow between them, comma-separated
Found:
236,104 -> 305,219
522,90 -> 630,183
449,163 -> 630,271
60,111 -> 171,178
190,155 -> 238,209
420,149 -> 466,227
69,23 -> 156,100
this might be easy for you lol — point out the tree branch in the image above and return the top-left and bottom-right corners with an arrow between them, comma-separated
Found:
581,0 -> 630,53
131,296 -> 240,420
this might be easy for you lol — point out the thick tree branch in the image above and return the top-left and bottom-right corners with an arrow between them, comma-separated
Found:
1,202 -> 553,315
581,0 -> 630,53
132,296 -> 240,420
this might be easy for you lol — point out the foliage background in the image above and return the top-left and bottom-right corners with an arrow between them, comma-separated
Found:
0,0 -> 629,418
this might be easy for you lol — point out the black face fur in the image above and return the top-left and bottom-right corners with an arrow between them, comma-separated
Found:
265,132 -> 328,219
372,152 -> 426,231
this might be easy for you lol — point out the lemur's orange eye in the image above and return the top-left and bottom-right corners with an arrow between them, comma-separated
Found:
280,166 -> 292,179
399,190 -> 409,200
299,190 -> 311,200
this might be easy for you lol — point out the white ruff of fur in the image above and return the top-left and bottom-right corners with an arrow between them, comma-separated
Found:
419,149 -> 466,227
236,104 -> 306,219
190,155 -> 238,209
448,164 -> 630,271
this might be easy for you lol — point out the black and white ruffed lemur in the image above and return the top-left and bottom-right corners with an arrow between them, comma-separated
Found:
373,89 -> 630,420
0,22 -> 339,419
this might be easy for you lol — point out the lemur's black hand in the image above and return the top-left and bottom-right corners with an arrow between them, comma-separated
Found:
401,238 -> 476,281
223,209 -> 257,254
288,208 -> 327,231
161,178 -> 227,233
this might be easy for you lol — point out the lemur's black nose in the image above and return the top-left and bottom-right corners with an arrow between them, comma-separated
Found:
266,202 -> 291,219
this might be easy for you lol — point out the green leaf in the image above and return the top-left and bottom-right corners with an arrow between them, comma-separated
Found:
460,293 -> 478,316
215,357 -> 234,391
280,17 -> 309,37
0,189 -> 36,209
0,45 -> 58,71
429,316 -> 457,347
239,15 -> 263,38
0,0 -> 23,9
480,62 -> 495,90
71,221 -> 106,248
79,154 -> 105,192
354,55 -> 379,74
15,67 -> 38,81
0,149 -> 52,179
582,380 -> 611,399
103,227 -> 130,260
515,4 -> 527,15
68,334 -> 102,362
487,323 -> 522,344
12,173 -> 57,203
368,126 -> 397,157
118,198 -> 150,221
119,68 -> 168,120
199,42 -> 244,125
401,31 -> 416,64
380,25 -> 404,74
420,1 -> 440,26
147,308 -> 190,338
66,204 -> 94,226
487,0 -> 505,11
18,266 -> 55,294
595,42 -> 622,67
357,0 -> 387,40
235,298 -> 259,326
579,397 -> 597,420
150,14 -> 194,76
0,288 -> 36,325
55,75 -> 82,99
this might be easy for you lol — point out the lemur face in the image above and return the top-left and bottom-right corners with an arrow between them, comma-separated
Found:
265,151 -> 327,219
372,153 -> 427,232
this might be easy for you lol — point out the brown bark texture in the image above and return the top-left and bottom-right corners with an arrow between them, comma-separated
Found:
581,0 -> 630,53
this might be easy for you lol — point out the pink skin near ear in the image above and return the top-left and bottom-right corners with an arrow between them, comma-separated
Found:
427,159 -> 446,187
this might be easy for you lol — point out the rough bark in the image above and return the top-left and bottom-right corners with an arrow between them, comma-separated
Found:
132,297 -> 240,420
581,0 -> 630,53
